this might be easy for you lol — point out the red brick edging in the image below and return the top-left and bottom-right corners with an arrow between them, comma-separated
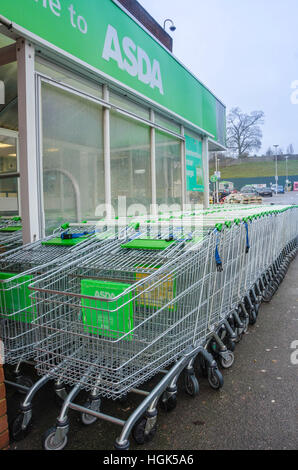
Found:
0,363 -> 9,450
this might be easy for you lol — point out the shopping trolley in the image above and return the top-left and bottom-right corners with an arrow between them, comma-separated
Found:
0,216 -> 23,252
29,224 -> 241,450
0,220 -> 128,440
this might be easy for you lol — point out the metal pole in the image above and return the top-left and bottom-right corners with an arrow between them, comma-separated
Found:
180,124 -> 187,210
202,136 -> 209,209
216,155 -> 219,203
273,145 -> 279,195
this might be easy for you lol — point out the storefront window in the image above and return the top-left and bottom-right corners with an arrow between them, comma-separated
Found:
41,82 -> 104,233
110,110 -> 151,214
109,90 -> 150,120
155,112 -> 181,134
184,129 -> 204,206
155,130 -> 182,207
36,57 -> 102,100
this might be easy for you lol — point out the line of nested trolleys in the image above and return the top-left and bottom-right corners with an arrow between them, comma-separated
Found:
0,204 -> 297,449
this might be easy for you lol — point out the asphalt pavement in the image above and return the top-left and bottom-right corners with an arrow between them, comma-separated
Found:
6,252 -> 298,451
262,190 -> 298,206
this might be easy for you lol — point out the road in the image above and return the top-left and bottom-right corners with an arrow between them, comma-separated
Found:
6,253 -> 298,451
263,191 -> 298,206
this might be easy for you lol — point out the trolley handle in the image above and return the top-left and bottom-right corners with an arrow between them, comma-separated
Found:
61,230 -> 95,240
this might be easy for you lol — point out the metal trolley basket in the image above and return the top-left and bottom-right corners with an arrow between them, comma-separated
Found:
0,216 -> 23,253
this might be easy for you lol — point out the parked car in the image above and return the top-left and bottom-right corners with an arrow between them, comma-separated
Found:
271,184 -> 285,194
218,190 -> 230,201
240,185 -> 258,195
255,187 -> 273,197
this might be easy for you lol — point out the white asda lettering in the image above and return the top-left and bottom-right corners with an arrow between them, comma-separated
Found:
102,24 -> 164,95
95,290 -> 115,300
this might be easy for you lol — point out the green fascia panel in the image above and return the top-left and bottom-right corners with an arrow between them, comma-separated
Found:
0,0 -> 225,145
81,279 -> 133,340
0,272 -> 34,323
121,239 -> 176,250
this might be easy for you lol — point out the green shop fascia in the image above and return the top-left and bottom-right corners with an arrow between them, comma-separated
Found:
0,0 -> 226,242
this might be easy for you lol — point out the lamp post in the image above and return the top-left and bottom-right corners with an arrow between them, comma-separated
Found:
163,19 -> 176,32
273,144 -> 279,195
285,155 -> 289,191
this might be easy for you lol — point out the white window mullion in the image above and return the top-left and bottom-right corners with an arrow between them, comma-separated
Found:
103,84 -> 112,217
150,109 -> 157,215
17,39 -> 40,243
180,124 -> 187,209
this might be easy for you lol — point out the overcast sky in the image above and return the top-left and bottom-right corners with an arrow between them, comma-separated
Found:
139,0 -> 298,155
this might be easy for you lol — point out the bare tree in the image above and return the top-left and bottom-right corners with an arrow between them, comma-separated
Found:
287,144 -> 294,154
226,107 -> 264,157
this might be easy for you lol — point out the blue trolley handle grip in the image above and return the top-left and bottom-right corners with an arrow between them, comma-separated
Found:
244,222 -> 250,254
214,229 -> 223,272
61,230 -> 95,240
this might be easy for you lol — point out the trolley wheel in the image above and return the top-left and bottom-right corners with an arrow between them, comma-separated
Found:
240,316 -> 249,334
43,426 -> 68,451
248,308 -> 257,325
132,416 -> 157,445
254,302 -> 260,316
80,399 -> 101,426
227,338 -> 236,351
197,355 -> 208,378
16,375 -> 34,395
160,393 -> 177,412
184,374 -> 199,397
10,413 -> 32,441
262,290 -> 273,303
233,332 -> 242,344
219,351 -> 234,369
207,368 -> 224,390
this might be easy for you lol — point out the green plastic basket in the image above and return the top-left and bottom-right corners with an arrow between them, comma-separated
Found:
0,272 -> 34,323
121,239 -> 175,250
81,279 -> 133,340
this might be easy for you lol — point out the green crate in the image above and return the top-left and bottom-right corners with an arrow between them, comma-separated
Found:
42,236 -> 91,246
0,226 -> 22,232
121,238 -> 176,250
0,272 -> 34,323
81,279 -> 133,340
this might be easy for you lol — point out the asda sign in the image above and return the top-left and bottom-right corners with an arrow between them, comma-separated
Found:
102,24 -> 163,95
0,0 -> 225,144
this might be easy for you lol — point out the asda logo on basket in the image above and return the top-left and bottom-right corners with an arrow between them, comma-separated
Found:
102,24 -> 164,95
94,290 -> 116,300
